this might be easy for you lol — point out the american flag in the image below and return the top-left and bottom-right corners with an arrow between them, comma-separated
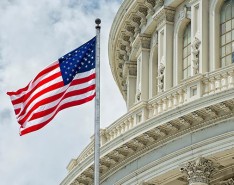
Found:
7,37 -> 96,136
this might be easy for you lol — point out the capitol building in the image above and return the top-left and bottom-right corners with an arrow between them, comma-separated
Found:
61,0 -> 234,184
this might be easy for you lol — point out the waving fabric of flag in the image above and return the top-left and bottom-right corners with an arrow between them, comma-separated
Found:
7,37 -> 96,136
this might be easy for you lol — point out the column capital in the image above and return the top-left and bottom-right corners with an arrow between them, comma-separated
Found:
181,157 -> 218,184
153,7 -> 175,29
123,61 -> 137,78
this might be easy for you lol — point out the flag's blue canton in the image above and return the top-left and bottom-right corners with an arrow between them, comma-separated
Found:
58,37 -> 96,85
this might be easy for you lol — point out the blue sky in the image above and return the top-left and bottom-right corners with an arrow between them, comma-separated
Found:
0,0 -> 126,184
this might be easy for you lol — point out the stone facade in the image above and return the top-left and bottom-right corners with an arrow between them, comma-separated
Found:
61,0 -> 234,184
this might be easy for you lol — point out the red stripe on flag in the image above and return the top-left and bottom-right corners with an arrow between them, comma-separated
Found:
20,94 -> 95,136
16,73 -> 95,122
18,84 -> 95,125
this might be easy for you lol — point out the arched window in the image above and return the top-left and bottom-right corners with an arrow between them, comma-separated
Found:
183,23 -> 191,79
220,0 -> 234,67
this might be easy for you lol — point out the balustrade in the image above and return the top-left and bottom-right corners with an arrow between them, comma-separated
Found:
69,65 -> 234,172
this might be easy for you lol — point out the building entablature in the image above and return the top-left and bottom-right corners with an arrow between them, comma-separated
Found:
61,64 -> 234,185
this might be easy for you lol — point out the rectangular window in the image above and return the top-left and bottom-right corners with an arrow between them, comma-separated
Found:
190,86 -> 197,97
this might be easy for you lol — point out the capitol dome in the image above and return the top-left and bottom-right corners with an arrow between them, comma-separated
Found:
61,0 -> 234,184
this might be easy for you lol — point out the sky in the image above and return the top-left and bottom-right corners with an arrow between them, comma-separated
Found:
0,0 -> 126,184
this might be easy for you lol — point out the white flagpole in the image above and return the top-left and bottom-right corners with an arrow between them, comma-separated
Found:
94,18 -> 101,185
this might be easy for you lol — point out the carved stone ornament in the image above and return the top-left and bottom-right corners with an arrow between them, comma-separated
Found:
145,0 -> 156,17
192,37 -> 201,75
123,61 -> 137,78
181,157 -> 217,184
158,59 -> 165,92
220,178 -> 234,185
135,35 -> 151,51
153,8 -> 175,28
179,5 -> 191,20
155,0 -> 165,10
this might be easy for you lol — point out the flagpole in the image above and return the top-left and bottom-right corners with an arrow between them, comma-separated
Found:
94,18 -> 101,185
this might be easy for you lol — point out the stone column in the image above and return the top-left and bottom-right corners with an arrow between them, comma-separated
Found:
123,61 -> 137,109
181,157 -> 217,185
153,7 -> 175,92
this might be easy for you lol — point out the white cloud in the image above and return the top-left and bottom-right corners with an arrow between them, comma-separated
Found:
0,0 -> 126,184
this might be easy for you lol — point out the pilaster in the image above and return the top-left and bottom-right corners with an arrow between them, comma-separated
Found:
149,31 -> 158,98
153,7 -> 175,92
123,61 -> 137,110
134,34 -> 151,102
190,0 -> 209,74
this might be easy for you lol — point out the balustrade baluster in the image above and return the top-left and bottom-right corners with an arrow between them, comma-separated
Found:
221,73 -> 228,91
215,75 -> 221,92
228,71 -> 234,88
158,100 -> 163,114
173,92 -> 178,106
209,77 -> 215,94
202,78 -> 209,96
153,103 -> 158,116
162,98 -> 168,111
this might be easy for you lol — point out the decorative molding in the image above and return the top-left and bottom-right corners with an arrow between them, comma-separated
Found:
123,61 -> 137,78
179,5 -> 191,21
204,107 -> 217,117
137,6 -> 148,28
181,157 -> 218,184
178,117 -> 191,127
220,178 -> 234,185
191,112 -> 203,122
155,0 -> 165,10
158,61 -> 165,92
134,34 -> 151,53
192,37 -> 201,75
153,7 -> 175,28
145,0 -> 156,17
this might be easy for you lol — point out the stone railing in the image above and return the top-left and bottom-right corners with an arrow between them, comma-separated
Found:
69,65 -> 234,172
203,65 -> 234,95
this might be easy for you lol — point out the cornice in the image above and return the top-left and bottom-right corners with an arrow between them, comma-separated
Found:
109,0 -> 166,101
115,131 -> 234,185
61,87 -> 234,185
